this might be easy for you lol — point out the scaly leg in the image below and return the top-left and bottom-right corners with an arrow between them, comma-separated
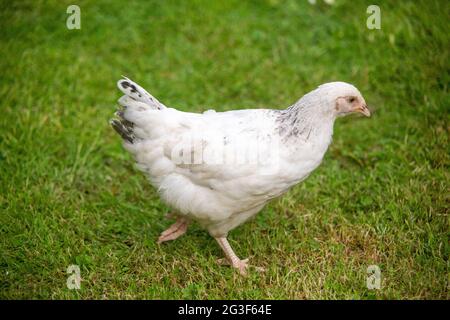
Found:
157,217 -> 189,244
215,237 -> 248,276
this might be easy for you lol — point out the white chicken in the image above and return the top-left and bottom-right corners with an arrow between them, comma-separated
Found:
111,77 -> 370,275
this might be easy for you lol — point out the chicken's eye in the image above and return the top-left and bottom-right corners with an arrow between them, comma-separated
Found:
348,97 -> 356,103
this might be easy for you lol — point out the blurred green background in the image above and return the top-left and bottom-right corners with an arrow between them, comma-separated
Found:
0,0 -> 448,299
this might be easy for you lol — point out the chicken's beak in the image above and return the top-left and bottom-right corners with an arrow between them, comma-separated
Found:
354,104 -> 371,117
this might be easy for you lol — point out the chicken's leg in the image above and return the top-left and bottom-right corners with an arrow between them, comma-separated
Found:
157,217 -> 189,244
215,237 -> 248,276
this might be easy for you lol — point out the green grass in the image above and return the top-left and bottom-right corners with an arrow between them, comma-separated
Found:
0,0 -> 448,299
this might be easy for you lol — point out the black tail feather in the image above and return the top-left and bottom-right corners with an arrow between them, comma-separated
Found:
115,110 -> 134,128
110,119 -> 135,143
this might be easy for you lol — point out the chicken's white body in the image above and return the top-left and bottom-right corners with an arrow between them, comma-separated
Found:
111,78 -> 369,274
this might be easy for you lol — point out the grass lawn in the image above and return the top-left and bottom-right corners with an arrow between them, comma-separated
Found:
0,0 -> 448,299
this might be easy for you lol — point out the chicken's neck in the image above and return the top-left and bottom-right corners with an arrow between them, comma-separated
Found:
276,96 -> 335,144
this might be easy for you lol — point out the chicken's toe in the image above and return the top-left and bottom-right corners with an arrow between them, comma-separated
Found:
157,218 -> 188,243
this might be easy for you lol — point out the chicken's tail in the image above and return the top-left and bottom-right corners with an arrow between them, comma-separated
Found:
117,76 -> 165,110
110,114 -> 135,143
111,77 -> 166,144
